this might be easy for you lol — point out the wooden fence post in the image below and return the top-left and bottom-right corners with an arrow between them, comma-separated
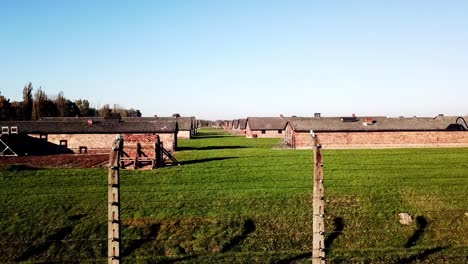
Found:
311,131 -> 325,264
155,135 -> 162,168
108,138 -> 123,264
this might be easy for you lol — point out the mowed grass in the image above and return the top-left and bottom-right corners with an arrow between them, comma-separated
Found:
0,128 -> 467,263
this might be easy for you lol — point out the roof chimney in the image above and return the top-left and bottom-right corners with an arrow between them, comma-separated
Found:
314,113 -> 321,118
352,113 -> 356,118
363,117 -> 374,126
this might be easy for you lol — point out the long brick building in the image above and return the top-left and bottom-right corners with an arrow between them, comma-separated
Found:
245,117 -> 288,138
285,116 -> 468,149
0,117 -> 178,155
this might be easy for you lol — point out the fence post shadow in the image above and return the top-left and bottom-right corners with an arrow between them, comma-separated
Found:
273,217 -> 344,264
397,216 -> 447,264
123,224 -> 161,257
15,214 -> 86,262
221,219 -> 256,252
155,219 -> 256,264
404,216 -> 428,248
325,217 -> 344,253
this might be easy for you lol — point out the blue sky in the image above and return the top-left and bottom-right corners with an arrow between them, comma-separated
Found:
1,0 -> 467,119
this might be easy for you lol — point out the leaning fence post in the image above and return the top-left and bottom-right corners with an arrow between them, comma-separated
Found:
311,130 -> 325,264
108,137 -> 123,264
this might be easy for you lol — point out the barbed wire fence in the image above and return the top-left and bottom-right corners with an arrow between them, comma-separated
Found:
0,134 -> 468,263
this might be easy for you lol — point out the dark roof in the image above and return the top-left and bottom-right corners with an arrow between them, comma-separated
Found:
176,117 -> 194,131
247,117 -> 288,130
287,116 -> 467,132
232,119 -> 239,129
0,119 -> 177,134
39,116 -> 177,122
239,119 -> 247,129
39,116 -> 200,131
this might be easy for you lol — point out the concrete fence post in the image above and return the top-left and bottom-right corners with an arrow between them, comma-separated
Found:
108,138 -> 123,264
311,130 -> 325,264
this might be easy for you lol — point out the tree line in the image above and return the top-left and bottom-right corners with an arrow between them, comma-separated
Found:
0,82 -> 142,121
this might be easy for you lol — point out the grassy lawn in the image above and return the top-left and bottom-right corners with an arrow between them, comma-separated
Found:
0,128 -> 467,263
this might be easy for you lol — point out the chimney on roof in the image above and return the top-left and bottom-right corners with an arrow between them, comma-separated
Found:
438,114 -> 444,117
87,119 -> 93,126
352,113 -> 356,118
363,117 -> 374,126
314,113 -> 321,118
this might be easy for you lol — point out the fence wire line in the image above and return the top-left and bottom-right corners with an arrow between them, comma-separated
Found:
2,174 -> 468,190
1,185 -> 467,197
2,227 -> 468,244
1,194 -> 467,206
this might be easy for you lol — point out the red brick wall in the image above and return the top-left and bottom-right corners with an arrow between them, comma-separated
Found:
290,131 -> 468,149
246,129 -> 285,138
31,134 -> 116,154
30,133 -> 177,154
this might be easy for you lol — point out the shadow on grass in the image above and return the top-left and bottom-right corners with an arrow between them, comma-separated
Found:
15,214 -> 86,262
149,255 -> 198,264
274,217 -> 344,264
178,146 -> 248,151
123,224 -> 161,257
397,246 -> 448,264
397,216 -> 446,264
404,216 -> 428,248
191,132 -> 232,139
148,219 -> 255,263
221,219 -> 256,252
325,217 -> 344,253
2,164 -> 40,171
180,157 -> 238,165
192,134 -> 234,139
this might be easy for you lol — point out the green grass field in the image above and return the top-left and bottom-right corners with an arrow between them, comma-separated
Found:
1,128 -> 467,263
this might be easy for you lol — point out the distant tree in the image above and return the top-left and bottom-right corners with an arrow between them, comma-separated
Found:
172,113 -> 181,118
32,88 -> 46,120
22,82 -> 33,120
127,108 -> 142,117
55,91 -> 67,117
135,109 -> 142,117
64,100 -> 80,117
98,104 -> 112,117
41,99 -> 59,117
32,87 -> 58,119
112,104 -> 128,117
0,94 -> 12,120
75,99 -> 97,116
10,101 -> 22,120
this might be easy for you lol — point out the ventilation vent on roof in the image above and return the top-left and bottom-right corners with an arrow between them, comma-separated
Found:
314,113 -> 321,118
1,127 -> 9,135
341,117 -> 358,122
10,126 -> 18,134
363,117 -> 375,126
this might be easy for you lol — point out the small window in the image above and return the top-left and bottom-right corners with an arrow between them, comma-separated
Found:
10,126 -> 18,134
59,140 -> 68,147
1,127 -> 9,135
278,130 -> 283,134
261,130 -> 266,134
79,146 -> 88,154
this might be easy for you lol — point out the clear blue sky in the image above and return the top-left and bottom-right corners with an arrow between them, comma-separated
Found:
1,0 -> 467,119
